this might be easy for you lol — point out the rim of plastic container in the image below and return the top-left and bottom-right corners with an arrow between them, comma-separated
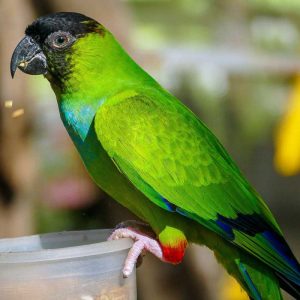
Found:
0,229 -> 133,264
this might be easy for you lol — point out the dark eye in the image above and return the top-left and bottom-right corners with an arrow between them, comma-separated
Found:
55,35 -> 67,46
47,31 -> 74,50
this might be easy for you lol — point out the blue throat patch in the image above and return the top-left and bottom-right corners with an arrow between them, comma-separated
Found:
59,98 -> 105,141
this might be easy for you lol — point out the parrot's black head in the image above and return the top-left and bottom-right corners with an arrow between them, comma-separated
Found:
10,12 -> 105,80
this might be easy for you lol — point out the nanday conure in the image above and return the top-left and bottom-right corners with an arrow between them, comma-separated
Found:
10,12 -> 300,300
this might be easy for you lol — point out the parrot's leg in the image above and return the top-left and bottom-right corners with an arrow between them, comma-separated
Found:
115,220 -> 156,238
108,227 -> 164,277
108,224 -> 188,277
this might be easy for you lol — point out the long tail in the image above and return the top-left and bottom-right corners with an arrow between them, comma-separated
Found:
229,254 -> 300,300
235,259 -> 300,299
235,259 -> 283,300
214,239 -> 300,300
276,272 -> 300,299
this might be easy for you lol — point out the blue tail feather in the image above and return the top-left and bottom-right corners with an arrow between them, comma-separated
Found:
237,261 -> 262,300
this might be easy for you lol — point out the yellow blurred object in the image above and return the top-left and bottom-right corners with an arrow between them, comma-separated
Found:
274,75 -> 300,176
12,108 -> 24,118
220,275 -> 249,300
4,100 -> 13,108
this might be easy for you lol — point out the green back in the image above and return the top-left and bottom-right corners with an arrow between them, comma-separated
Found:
94,86 -> 299,285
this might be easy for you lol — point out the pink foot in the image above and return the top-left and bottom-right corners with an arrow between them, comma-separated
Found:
108,228 -> 164,277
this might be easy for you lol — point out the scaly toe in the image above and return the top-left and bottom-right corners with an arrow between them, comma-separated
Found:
107,228 -> 164,277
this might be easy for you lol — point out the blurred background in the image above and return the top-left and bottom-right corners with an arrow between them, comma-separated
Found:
0,0 -> 300,299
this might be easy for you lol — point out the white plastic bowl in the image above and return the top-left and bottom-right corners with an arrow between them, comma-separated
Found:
0,229 -> 136,300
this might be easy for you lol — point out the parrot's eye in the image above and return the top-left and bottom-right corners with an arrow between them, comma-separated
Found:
46,31 -> 75,50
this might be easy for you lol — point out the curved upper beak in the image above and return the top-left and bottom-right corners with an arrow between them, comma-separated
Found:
10,36 -> 47,78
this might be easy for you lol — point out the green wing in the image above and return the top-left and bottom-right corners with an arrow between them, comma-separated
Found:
94,88 -> 299,283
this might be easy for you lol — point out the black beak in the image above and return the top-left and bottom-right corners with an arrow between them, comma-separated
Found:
10,36 -> 47,78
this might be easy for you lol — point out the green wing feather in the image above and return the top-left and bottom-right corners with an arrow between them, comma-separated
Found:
94,87 -> 299,282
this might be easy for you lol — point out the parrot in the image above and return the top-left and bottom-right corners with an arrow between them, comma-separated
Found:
10,12 -> 300,300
